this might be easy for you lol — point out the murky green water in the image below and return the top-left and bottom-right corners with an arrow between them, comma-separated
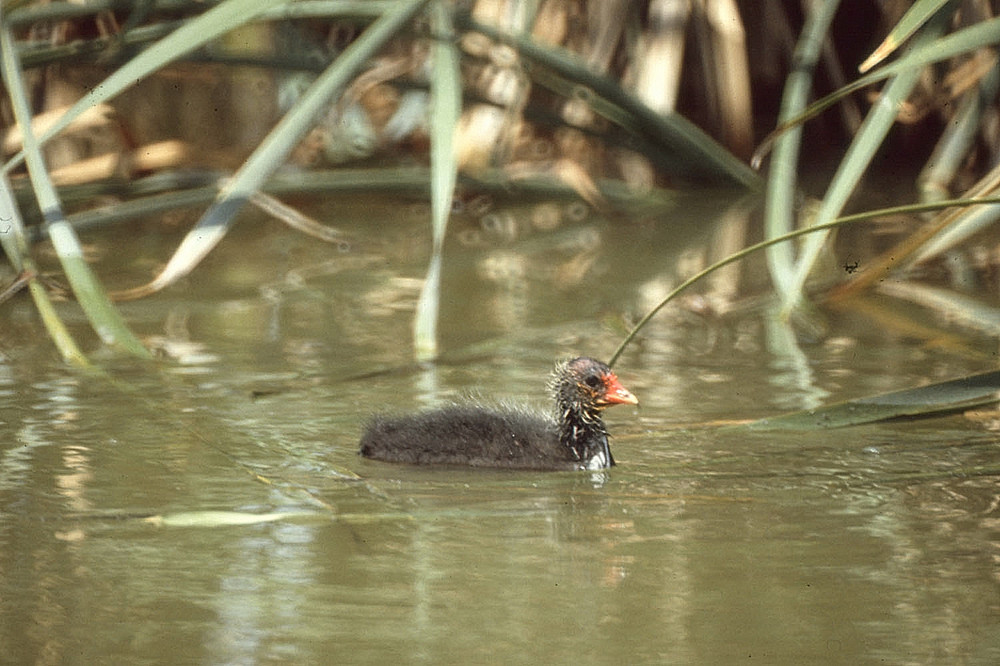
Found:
2,194 -> 998,664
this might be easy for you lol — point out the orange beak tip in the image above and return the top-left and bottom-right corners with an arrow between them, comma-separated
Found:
602,374 -> 639,406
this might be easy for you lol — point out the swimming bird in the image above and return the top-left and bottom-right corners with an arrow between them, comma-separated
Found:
359,357 -> 638,470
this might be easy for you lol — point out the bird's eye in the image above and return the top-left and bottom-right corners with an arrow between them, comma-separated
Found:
584,374 -> 602,389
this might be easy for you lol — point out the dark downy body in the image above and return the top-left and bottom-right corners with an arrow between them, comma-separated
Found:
359,357 -> 637,471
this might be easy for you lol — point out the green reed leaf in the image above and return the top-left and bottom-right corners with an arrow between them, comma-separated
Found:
3,0 -> 290,173
1,25 -> 149,358
126,0 -> 431,298
779,7 -> 952,316
414,0 -> 461,362
608,195 -> 1000,367
859,0 -> 954,73
0,173 -> 89,366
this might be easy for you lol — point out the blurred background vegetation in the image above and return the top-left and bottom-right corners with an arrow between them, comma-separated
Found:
2,0 -> 1000,364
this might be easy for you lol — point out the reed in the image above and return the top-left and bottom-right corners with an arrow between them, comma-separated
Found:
3,1 -> 1000,365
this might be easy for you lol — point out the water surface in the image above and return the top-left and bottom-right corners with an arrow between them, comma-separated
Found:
2,194 -> 998,664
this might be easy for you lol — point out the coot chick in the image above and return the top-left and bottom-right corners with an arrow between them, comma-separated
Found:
359,357 -> 638,470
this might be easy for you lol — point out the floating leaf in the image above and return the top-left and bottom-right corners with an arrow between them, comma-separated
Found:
145,510 -> 320,528
747,370 -> 1000,430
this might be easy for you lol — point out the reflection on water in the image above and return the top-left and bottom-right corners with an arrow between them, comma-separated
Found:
1,194 -> 998,664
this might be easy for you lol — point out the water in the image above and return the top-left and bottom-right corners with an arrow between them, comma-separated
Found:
2,194 -> 998,665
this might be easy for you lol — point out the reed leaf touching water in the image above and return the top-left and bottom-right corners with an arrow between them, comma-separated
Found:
115,0 -> 431,300
413,0 -> 461,362
0,173 -> 88,365
748,0 -> 1000,341
763,0 -> 841,296
768,6 -> 952,319
609,195 -> 1000,367
0,24 -> 149,358
5,1 -> 1000,372
1,0 -> 294,358
4,0 -> 762,361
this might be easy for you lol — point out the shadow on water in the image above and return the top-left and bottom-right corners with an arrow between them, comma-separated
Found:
1,191 -> 999,664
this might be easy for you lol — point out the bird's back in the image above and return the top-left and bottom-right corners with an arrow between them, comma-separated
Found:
359,405 -> 580,470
